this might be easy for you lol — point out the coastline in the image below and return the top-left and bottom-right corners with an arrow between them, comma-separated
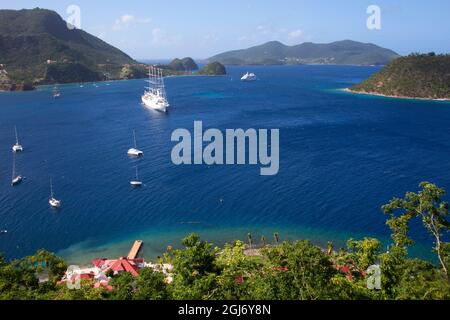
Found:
343,88 -> 450,102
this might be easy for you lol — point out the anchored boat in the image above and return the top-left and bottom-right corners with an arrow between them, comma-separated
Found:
141,66 -> 170,113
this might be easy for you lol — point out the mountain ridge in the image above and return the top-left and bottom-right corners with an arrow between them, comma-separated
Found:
0,8 -> 147,90
209,40 -> 400,66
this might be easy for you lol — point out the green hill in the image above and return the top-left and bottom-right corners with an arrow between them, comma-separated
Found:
168,57 -> 199,71
209,40 -> 400,66
350,53 -> 450,100
0,8 -> 147,90
198,62 -> 226,76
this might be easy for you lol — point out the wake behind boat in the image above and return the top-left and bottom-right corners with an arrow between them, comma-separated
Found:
11,154 -> 22,186
141,66 -> 170,113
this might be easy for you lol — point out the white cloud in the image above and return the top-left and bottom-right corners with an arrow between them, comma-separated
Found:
151,28 -> 181,47
113,14 -> 151,31
288,29 -> 303,39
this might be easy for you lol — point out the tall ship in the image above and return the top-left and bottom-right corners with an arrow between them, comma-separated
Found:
141,66 -> 170,113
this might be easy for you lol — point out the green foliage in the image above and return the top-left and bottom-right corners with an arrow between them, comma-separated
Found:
383,182 -> 450,279
345,238 -> 381,271
351,54 -> 450,99
248,241 -> 336,300
169,234 -> 219,299
198,62 -> 227,76
109,272 -> 134,300
134,268 -> 169,300
169,57 -> 198,71
1,182 -> 450,300
0,8 -> 145,86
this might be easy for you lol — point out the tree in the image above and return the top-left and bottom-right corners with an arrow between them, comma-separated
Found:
383,182 -> 450,280
134,268 -> 169,300
213,241 -> 262,299
346,238 -> 381,271
109,272 -> 134,300
170,234 -> 219,299
252,241 -> 336,300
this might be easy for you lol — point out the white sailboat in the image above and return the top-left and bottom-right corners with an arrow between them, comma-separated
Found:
141,66 -> 170,112
12,126 -> 23,152
130,166 -> 143,187
241,72 -> 257,82
11,154 -> 22,186
49,179 -> 62,208
127,130 -> 144,157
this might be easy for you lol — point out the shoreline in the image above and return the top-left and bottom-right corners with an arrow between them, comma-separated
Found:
343,88 -> 450,102
1,73 -> 227,93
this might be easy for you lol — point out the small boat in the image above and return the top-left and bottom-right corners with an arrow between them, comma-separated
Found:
0,230 -> 7,235
130,166 -> 143,187
12,126 -> 23,152
11,154 -> 22,186
127,130 -> 144,157
53,86 -> 61,98
141,66 -> 170,113
49,179 -> 62,208
241,72 -> 257,82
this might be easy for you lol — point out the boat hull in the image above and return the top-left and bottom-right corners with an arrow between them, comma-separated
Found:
11,176 -> 22,186
127,148 -> 144,157
141,95 -> 169,113
49,198 -> 61,208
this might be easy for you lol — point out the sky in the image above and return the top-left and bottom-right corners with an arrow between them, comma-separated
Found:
1,0 -> 449,59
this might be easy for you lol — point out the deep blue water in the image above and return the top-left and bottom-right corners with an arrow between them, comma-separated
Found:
1,65 -> 450,263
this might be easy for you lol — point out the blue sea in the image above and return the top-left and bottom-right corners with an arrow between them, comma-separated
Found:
1,65 -> 450,264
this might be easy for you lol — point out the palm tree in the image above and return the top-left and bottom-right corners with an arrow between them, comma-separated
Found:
247,233 -> 253,250
274,232 -> 280,246
261,235 -> 267,247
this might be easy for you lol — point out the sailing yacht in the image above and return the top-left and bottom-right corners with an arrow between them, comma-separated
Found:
11,154 -> 22,186
12,126 -> 23,152
127,130 -> 144,157
241,72 -> 257,82
49,179 -> 62,208
141,66 -> 170,112
130,166 -> 143,187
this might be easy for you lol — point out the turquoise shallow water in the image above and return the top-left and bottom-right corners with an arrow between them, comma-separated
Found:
0,65 -> 449,263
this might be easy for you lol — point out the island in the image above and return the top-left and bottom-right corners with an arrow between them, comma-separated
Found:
209,40 -> 399,66
0,8 -> 150,91
168,57 -> 199,72
349,53 -> 450,101
198,62 -> 227,76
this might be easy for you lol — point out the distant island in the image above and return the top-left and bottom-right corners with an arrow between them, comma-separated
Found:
349,53 -> 450,101
209,40 -> 400,66
168,57 -> 199,72
198,62 -> 226,76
